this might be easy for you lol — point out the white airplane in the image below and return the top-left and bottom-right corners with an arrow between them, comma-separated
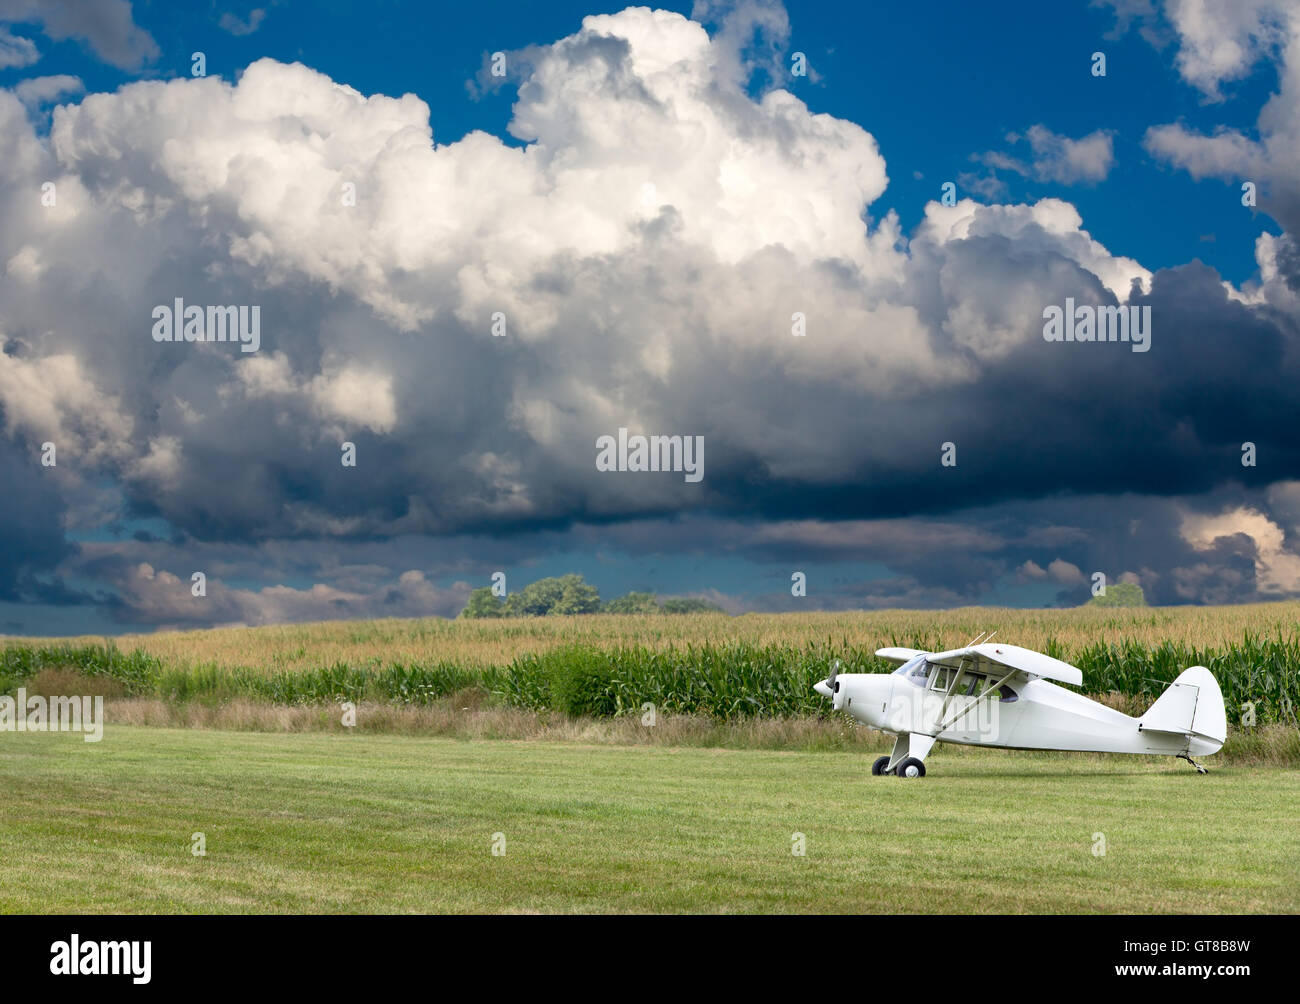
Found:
813,636 -> 1227,777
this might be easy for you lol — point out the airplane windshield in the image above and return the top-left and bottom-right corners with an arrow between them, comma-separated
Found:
895,656 -> 930,686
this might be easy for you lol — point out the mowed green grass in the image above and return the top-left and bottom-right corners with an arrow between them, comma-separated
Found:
2,726 -> 1296,913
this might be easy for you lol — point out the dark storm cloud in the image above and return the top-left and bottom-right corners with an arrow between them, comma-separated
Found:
0,438 -> 83,603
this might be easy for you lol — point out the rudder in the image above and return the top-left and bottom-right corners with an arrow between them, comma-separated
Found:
1139,666 -> 1226,753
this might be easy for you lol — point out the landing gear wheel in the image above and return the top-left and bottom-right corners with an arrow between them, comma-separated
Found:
896,757 -> 926,778
871,756 -> 892,776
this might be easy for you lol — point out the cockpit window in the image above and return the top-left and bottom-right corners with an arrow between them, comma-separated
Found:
893,657 -> 1018,701
961,676 -> 1018,701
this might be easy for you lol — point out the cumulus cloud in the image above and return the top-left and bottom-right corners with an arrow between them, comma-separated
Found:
0,4 -> 1298,628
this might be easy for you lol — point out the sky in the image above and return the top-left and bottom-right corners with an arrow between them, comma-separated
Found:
1,0 -> 1299,634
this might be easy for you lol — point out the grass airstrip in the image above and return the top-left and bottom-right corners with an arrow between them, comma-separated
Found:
2,726 -> 1296,913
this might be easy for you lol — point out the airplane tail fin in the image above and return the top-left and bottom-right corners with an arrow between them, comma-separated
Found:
1138,666 -> 1227,754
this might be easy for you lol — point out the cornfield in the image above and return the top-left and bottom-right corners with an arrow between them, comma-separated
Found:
3,611 -> 1299,725
16,602 -> 1300,673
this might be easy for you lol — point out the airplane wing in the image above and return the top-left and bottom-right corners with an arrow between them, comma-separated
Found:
924,642 -> 1084,687
874,647 -> 928,666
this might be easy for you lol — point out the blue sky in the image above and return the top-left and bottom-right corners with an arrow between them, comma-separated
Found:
1,0 -> 1299,633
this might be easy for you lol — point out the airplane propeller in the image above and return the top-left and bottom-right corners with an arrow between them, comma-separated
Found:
814,660 -> 842,702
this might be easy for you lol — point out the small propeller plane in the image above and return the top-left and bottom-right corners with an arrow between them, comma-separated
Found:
813,635 -> 1226,777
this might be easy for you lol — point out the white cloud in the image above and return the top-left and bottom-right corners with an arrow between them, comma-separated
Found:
0,0 -> 157,71
1020,125 -> 1115,184
919,196 -> 1151,305
233,352 -> 397,435
1181,505 -> 1300,594
48,12 -> 889,334
12,73 -> 82,108
308,365 -> 397,435
1163,0 -> 1294,100
131,434 -> 183,489
0,351 -> 133,464
0,26 -> 37,68
972,125 -> 1116,192
1144,122 -> 1265,179
1046,558 -> 1085,585
4,244 -> 43,280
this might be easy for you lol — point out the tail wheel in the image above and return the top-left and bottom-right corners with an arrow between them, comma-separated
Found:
896,757 -> 926,778
871,756 -> 891,776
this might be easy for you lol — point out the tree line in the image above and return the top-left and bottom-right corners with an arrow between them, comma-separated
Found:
460,574 -> 724,618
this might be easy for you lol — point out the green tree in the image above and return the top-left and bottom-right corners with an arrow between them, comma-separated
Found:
603,591 -> 661,614
660,596 -> 724,614
554,575 -> 602,615
459,587 -> 504,618
1085,581 -> 1148,607
503,574 -> 601,616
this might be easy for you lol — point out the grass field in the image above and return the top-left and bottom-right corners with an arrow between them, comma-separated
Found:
2,726 -> 1297,913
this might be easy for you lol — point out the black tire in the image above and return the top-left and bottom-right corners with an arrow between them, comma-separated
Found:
896,757 -> 926,778
871,756 -> 891,776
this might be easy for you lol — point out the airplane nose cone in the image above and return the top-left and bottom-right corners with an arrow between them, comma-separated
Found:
813,679 -> 832,698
